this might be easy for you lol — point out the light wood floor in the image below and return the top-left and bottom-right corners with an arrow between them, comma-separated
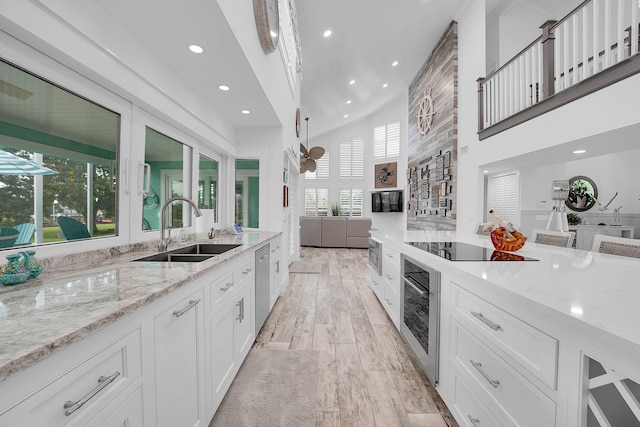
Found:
254,247 -> 458,427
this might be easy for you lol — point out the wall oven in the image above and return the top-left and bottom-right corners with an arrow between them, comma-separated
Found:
400,254 -> 441,385
368,237 -> 382,276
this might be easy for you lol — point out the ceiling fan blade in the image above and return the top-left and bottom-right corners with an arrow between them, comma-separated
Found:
305,159 -> 317,172
300,162 -> 308,173
308,146 -> 325,159
299,143 -> 308,155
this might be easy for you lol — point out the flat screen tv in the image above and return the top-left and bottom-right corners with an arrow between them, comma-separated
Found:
371,190 -> 403,212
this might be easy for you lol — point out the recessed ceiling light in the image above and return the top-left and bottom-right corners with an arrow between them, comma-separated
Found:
346,100 -> 352,104
382,83 -> 388,88
344,114 -> 349,118
218,85 -> 230,91
241,110 -> 251,115
323,29 -> 332,38
349,80 -> 355,85
188,44 -> 204,54
483,170 -> 489,174
270,31 -> 278,38
392,61 -> 399,67
573,149 -> 586,154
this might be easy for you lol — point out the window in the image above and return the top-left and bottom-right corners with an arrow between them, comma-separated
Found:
487,171 -> 520,227
0,58 -> 120,249
198,154 -> 218,222
339,189 -> 363,217
304,152 -> 329,180
373,122 -> 400,159
235,160 -> 259,228
304,188 -> 328,216
339,139 -> 364,180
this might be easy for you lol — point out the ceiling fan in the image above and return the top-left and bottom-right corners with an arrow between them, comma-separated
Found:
300,117 -> 325,173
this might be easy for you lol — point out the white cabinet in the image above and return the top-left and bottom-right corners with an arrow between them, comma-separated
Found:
0,327 -> 142,426
448,283 -> 558,427
86,386 -> 144,427
206,252 -> 256,416
152,289 -> 205,427
374,246 -> 401,327
270,235 -> 283,307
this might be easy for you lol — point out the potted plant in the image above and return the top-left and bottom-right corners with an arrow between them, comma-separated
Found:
567,213 -> 582,225
331,203 -> 340,216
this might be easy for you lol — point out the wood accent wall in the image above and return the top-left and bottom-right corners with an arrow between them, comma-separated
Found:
407,21 -> 458,231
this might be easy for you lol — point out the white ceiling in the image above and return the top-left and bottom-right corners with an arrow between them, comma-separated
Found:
295,0 -> 469,137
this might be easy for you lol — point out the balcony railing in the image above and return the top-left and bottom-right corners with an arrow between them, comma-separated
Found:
478,0 -> 640,138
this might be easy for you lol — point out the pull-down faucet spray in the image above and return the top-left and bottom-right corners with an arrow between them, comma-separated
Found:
158,196 -> 202,251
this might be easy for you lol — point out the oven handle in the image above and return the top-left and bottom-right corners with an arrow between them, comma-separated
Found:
401,275 -> 425,296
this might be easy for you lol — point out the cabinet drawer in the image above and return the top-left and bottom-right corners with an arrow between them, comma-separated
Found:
451,283 -> 558,389
381,258 -> 400,291
370,272 -> 384,299
211,270 -> 237,310
448,369 -> 503,427
382,280 -> 400,326
1,329 -> 141,426
237,256 -> 254,286
382,246 -> 400,269
452,322 -> 556,427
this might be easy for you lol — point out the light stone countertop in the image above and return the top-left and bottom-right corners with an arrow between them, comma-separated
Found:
371,230 -> 640,352
0,231 -> 279,383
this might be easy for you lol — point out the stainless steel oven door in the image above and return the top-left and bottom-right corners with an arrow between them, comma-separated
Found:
400,255 -> 440,385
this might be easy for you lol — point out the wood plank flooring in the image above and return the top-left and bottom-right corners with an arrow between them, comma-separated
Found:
254,247 -> 458,427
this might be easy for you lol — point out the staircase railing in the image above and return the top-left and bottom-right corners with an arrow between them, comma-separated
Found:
478,0 -> 640,137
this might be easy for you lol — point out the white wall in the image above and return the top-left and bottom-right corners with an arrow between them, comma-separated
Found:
300,94 -> 408,233
519,148 -> 640,235
456,0 -> 488,235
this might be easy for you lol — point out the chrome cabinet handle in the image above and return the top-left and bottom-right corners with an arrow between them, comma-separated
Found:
385,274 -> 393,280
471,311 -> 501,331
385,253 -> 393,258
260,254 -> 268,262
385,298 -> 392,306
220,282 -> 234,292
64,371 -> 120,416
470,360 -> 500,388
468,415 -> 480,426
173,299 -> 201,317
242,268 -> 253,275
236,298 -> 245,322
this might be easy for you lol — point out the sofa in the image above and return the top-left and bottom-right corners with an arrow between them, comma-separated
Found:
300,217 -> 371,248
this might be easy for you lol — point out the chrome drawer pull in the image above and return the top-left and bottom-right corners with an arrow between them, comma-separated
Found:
470,360 -> 500,388
242,268 -> 253,275
220,282 -> 234,292
63,371 -> 121,416
468,415 -> 480,425
385,253 -> 393,258
471,311 -> 501,331
385,274 -> 393,280
173,299 -> 201,317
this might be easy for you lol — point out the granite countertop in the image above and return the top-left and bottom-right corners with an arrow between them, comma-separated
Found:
371,230 -> 640,351
0,231 -> 279,382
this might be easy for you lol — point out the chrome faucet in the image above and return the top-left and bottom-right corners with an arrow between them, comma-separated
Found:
159,196 -> 202,251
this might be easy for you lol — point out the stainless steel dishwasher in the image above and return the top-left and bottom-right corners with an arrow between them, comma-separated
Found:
255,243 -> 271,333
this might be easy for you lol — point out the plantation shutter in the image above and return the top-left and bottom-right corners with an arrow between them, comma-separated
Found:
487,172 -> 520,227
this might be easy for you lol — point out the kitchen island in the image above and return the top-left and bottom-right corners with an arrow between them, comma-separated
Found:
371,229 -> 640,427
0,231 -> 283,426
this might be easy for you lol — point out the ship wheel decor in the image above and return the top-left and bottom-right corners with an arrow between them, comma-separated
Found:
417,89 -> 435,136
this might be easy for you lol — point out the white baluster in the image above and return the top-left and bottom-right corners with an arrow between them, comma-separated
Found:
631,0 -> 639,56
583,3 -> 590,79
605,0 -> 612,68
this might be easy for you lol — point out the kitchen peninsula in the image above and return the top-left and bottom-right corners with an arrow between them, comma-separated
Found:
371,229 -> 640,427
0,232 -> 282,426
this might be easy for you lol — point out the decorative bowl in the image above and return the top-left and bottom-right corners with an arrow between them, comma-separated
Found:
29,265 -> 44,279
0,271 -> 31,286
490,226 -> 527,252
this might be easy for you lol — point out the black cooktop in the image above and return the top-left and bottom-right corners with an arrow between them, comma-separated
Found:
405,241 -> 539,262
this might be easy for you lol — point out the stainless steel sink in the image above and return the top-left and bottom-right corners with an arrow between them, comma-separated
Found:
133,243 -> 242,262
171,243 -> 242,255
